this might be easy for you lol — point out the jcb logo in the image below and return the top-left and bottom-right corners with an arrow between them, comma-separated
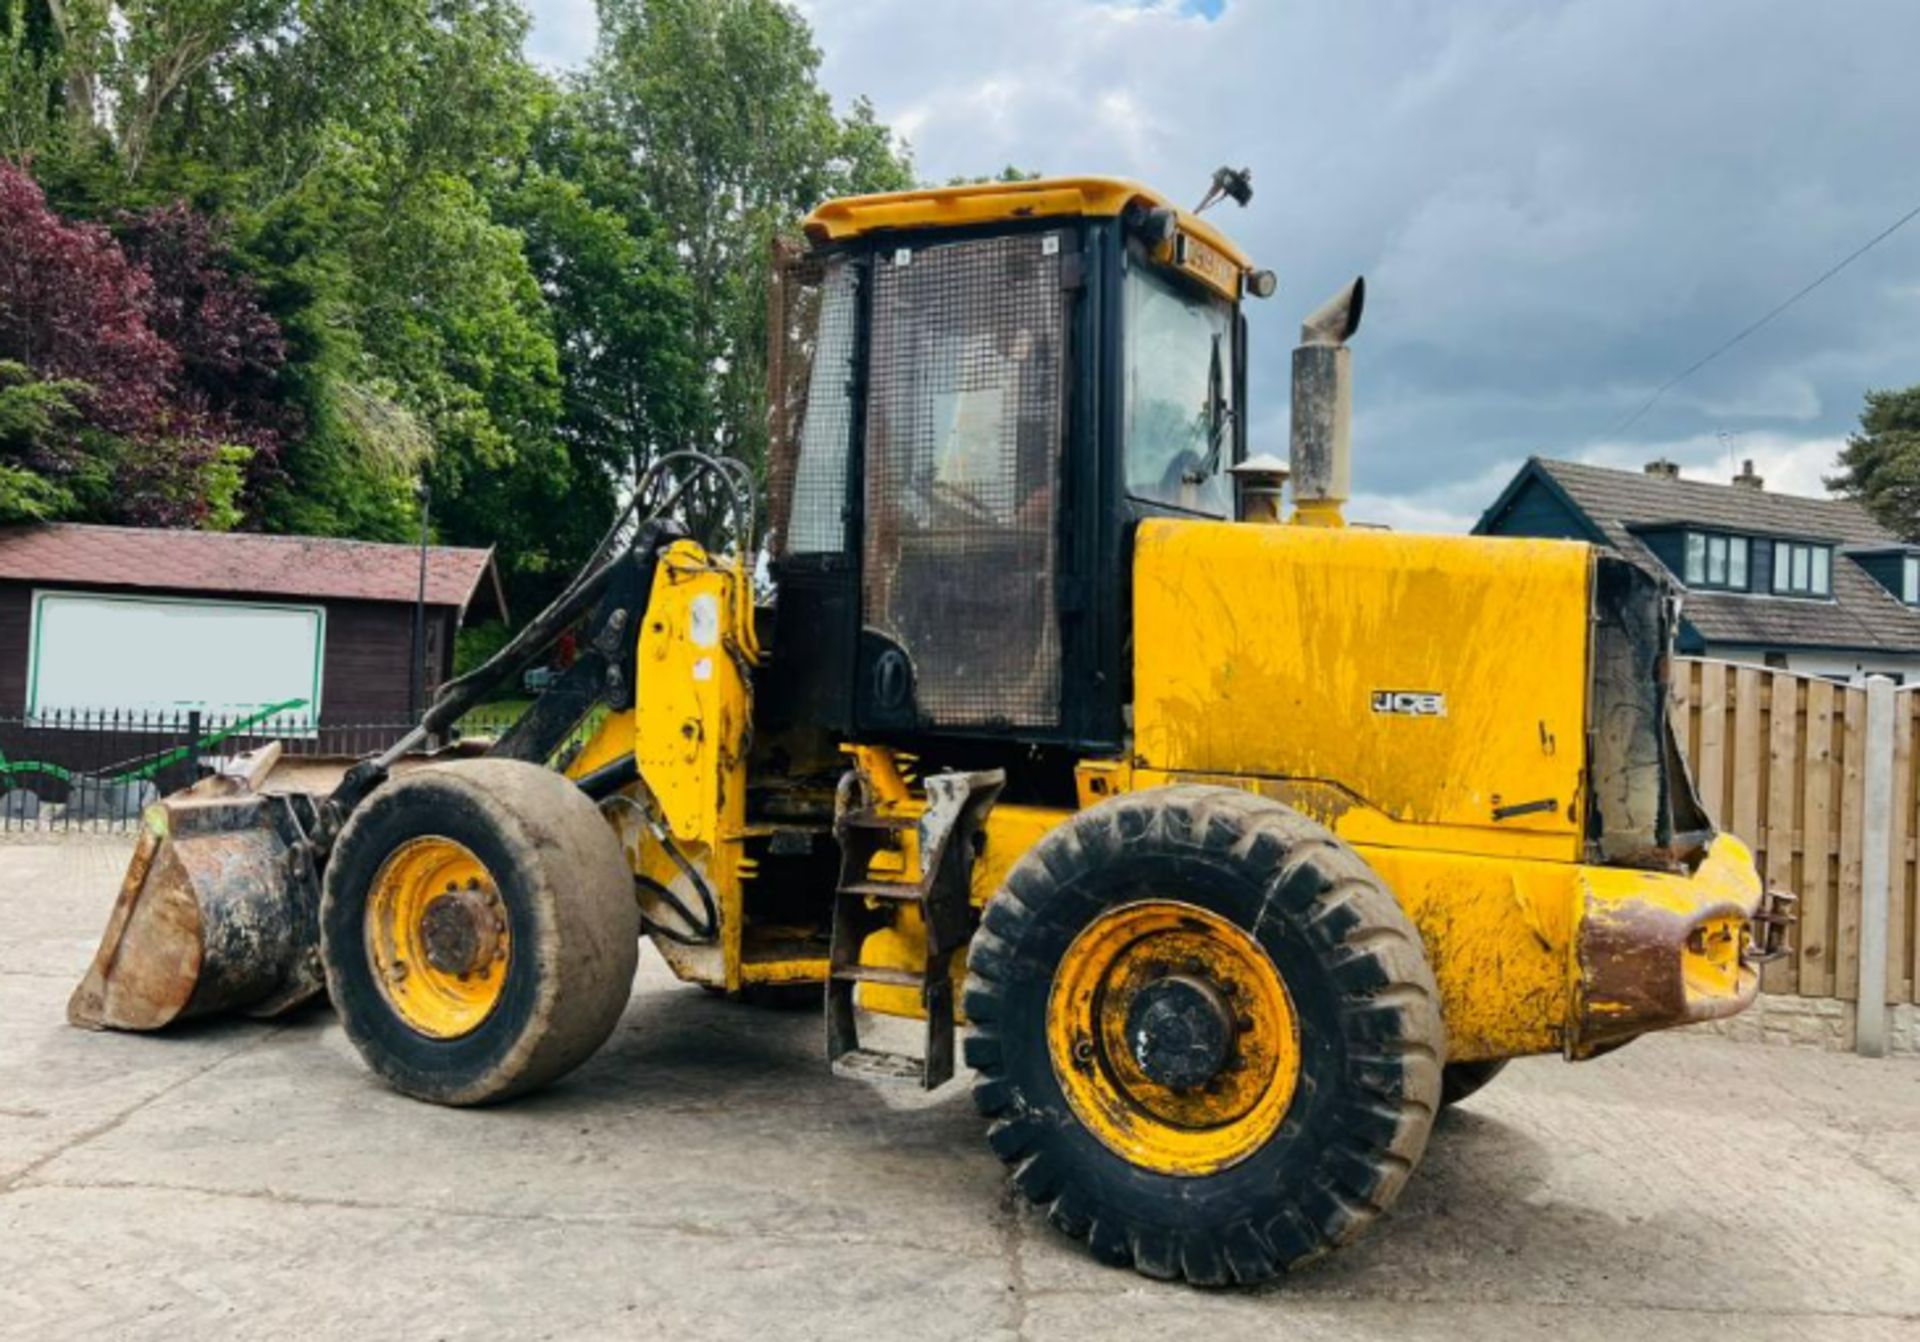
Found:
1372,690 -> 1446,717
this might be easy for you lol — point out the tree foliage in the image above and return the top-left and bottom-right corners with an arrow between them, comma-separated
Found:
0,159 -> 269,525
0,0 -> 928,615
1829,386 -> 1920,541
583,0 -> 911,476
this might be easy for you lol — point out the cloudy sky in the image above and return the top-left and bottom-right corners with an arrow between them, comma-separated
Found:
527,0 -> 1920,531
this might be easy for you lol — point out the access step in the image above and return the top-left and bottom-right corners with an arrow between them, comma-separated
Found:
826,768 -> 1006,1090
830,964 -> 923,989
830,1049 -> 927,1084
837,880 -> 923,903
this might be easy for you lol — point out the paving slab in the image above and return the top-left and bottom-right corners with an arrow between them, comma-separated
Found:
1,836 -> 1916,1341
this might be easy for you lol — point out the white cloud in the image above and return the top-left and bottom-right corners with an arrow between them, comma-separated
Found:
1577,430 -> 1846,500
526,0 -> 1920,521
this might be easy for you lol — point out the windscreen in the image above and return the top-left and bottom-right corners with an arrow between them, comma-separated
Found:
861,231 -> 1068,729
1124,262 -> 1233,516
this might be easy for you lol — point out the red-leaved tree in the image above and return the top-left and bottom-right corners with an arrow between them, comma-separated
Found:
0,163 -> 291,527
120,203 -> 292,458
0,163 -> 177,442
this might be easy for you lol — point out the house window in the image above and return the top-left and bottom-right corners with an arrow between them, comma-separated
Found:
1773,541 -> 1833,597
1904,555 -> 1919,605
1682,532 -> 1749,590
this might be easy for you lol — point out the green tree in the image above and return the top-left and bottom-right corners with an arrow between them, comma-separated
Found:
1829,385 -> 1920,540
0,360 -> 88,519
582,0 -> 912,482
5,0 -> 912,615
0,0 -> 63,160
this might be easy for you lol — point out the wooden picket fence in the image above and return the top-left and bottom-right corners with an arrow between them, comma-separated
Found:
1669,658 -> 1915,1005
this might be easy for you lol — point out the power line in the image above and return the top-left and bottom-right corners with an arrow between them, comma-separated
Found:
1602,195 -> 1920,440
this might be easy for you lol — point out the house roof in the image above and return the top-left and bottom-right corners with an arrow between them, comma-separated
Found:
0,523 -> 506,621
1484,458 -> 1920,654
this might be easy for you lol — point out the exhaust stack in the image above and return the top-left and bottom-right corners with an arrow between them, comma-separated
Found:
1290,277 -> 1365,527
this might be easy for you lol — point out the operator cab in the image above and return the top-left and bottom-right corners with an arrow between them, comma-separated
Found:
763,176 -> 1271,758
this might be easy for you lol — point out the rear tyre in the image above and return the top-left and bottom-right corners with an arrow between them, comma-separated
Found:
1439,1059 -> 1508,1108
320,759 -> 639,1106
964,786 -> 1444,1286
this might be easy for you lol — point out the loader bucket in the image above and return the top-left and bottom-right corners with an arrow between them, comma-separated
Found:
67,747 -> 326,1032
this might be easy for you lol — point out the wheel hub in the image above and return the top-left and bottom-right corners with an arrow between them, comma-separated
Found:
1047,900 -> 1300,1178
419,887 -> 502,977
1125,973 -> 1236,1091
363,837 -> 512,1040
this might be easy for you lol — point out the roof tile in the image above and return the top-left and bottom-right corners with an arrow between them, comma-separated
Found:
1528,459 -> 1920,653
0,523 -> 500,615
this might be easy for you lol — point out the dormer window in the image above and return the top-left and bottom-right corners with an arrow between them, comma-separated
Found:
1683,532 -> 1748,590
1774,541 -> 1832,597
1905,555 -> 1919,605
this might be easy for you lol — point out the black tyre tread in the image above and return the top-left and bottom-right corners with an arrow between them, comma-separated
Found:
321,758 -> 639,1106
1439,1057 -> 1509,1108
964,784 -> 1444,1286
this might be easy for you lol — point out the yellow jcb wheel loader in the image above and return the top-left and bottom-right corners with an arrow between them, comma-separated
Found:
67,172 -> 1792,1286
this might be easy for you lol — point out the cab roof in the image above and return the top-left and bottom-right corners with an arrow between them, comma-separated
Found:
802,175 -> 1256,274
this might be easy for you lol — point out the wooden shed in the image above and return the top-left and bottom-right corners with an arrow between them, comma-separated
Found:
0,523 -> 505,727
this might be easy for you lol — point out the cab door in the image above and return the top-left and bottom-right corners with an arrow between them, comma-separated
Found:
856,229 -> 1074,734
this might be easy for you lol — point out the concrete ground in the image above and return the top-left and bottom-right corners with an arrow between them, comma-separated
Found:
2,838 -> 1918,1342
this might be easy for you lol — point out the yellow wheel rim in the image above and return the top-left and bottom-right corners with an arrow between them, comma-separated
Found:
364,837 -> 511,1040
1048,900 -> 1300,1178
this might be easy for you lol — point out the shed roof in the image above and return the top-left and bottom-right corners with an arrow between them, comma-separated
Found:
0,523 -> 505,621
1489,458 -> 1920,653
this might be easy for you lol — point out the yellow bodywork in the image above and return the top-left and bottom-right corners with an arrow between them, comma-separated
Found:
574,540 -> 762,991
576,520 -> 1762,1067
1124,518 -> 1759,1060
1133,520 -> 1591,856
846,517 -> 1754,1063
802,175 -> 1256,301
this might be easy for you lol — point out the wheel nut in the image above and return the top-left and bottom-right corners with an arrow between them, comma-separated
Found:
1072,1037 -> 1095,1066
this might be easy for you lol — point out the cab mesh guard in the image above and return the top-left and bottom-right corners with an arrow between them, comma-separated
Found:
860,231 -> 1068,729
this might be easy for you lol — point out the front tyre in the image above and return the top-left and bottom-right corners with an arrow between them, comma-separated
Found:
964,786 -> 1443,1285
320,759 -> 640,1106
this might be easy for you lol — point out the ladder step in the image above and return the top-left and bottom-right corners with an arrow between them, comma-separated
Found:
840,810 -> 917,832
840,880 -> 924,903
830,964 -> 924,989
830,1049 -> 928,1084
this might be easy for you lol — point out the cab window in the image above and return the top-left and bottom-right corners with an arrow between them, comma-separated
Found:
1123,262 -> 1234,516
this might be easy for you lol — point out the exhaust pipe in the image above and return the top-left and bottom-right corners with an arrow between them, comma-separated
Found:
1290,277 -> 1365,527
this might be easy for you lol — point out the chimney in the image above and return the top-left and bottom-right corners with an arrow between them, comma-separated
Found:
1732,459 -> 1764,491
1644,458 -> 1681,480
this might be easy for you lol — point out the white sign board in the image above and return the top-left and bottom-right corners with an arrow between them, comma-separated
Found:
27,591 -> 324,726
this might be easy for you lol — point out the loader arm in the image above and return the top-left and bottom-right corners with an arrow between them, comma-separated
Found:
68,524 -> 684,1032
